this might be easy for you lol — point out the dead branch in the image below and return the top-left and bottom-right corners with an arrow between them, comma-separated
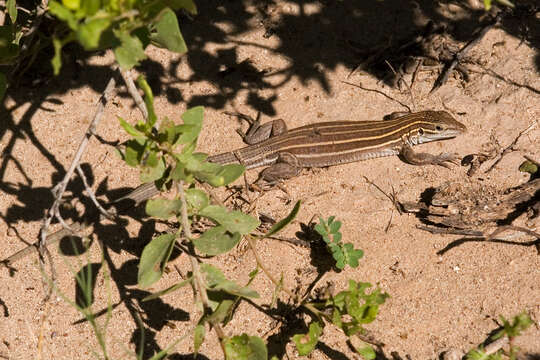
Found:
431,13 -> 501,93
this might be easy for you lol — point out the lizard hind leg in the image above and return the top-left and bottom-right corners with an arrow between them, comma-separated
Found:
260,152 -> 301,182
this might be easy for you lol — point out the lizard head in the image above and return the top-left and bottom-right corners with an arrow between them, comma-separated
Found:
416,111 -> 467,142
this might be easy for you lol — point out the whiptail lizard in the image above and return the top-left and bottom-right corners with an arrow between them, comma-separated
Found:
1,110 -> 466,266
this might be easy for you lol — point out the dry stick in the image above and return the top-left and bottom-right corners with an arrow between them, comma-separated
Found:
362,176 -> 402,214
5,69 -> 153,268
480,67 -> 540,95
485,120 -> 538,173
0,182 -> 166,269
76,164 -> 114,220
36,73 -> 116,302
430,13 -> 501,93
484,336 -> 509,355
410,58 -> 423,89
342,81 -> 411,113
487,225 -> 540,242
39,74 -> 117,255
176,181 -> 227,350
246,236 -> 298,303
120,69 -> 148,120
417,226 -> 484,237
384,60 -> 416,111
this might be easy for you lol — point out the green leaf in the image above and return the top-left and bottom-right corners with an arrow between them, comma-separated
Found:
62,0 -> 80,10
351,341 -> 376,360
184,153 -> 212,172
199,205 -> 260,235
77,18 -> 111,50
138,233 -> 176,288
328,280 -> 388,337
136,76 -> 157,127
113,29 -> 147,70
146,198 -> 182,219
465,347 -> 490,360
200,264 -> 259,298
145,149 -> 159,167
0,73 -> 6,101
142,276 -> 192,301
223,334 -> 267,360
193,226 -> 241,256
124,138 -> 146,166
493,312 -> 532,340
140,155 -> 166,183
263,200 -> 300,237
292,322 -> 322,356
170,160 -> 193,183
342,243 -> 364,269
51,37 -> 63,75
177,106 -> 204,144
49,1 -> 79,30
194,163 -> 245,187
119,117 -> 146,138
194,324 -> 205,356
7,0 -> 17,23
169,0 -> 197,14
150,8 -> 187,53
270,273 -> 283,308
0,26 -> 19,65
519,160 -> 538,175
329,218 -> 341,233
185,188 -> 209,211
206,298 -> 234,323
157,117 -> 177,144
81,0 -> 100,16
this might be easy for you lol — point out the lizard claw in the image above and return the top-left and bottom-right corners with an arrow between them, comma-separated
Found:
432,152 -> 461,168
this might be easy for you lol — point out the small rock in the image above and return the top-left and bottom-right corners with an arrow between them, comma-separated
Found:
441,348 -> 465,360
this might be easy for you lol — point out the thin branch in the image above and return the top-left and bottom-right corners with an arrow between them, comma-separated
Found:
1,182 -> 162,268
76,165 -> 115,220
39,74 -> 117,274
485,120 -> 538,173
246,235 -> 298,303
342,81 -> 411,112
176,181 -> 227,349
362,176 -> 402,214
385,60 -> 416,111
120,69 -> 148,120
487,225 -> 540,242
485,337 -> 509,355
431,13 -> 501,93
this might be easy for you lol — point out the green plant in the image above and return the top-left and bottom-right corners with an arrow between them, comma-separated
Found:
0,0 -> 194,101
294,280 -> 388,358
315,216 -> 364,270
48,0 -> 195,73
483,0 -> 514,10
116,79 -> 387,358
466,312 -> 533,360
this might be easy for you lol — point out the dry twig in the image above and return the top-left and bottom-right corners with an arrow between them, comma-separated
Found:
120,69 -> 148,120
430,13 -> 501,93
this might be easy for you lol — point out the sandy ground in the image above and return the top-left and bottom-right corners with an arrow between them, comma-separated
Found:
1,1 -> 539,359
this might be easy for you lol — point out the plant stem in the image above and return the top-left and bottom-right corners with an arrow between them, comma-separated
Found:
245,235 -> 299,303
176,181 -> 227,352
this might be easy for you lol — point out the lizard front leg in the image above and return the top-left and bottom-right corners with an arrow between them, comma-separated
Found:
399,142 -> 461,169
225,111 -> 287,144
259,152 -> 302,182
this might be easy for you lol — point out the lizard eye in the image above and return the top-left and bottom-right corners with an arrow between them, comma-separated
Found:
418,128 -> 424,136
435,125 -> 443,131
